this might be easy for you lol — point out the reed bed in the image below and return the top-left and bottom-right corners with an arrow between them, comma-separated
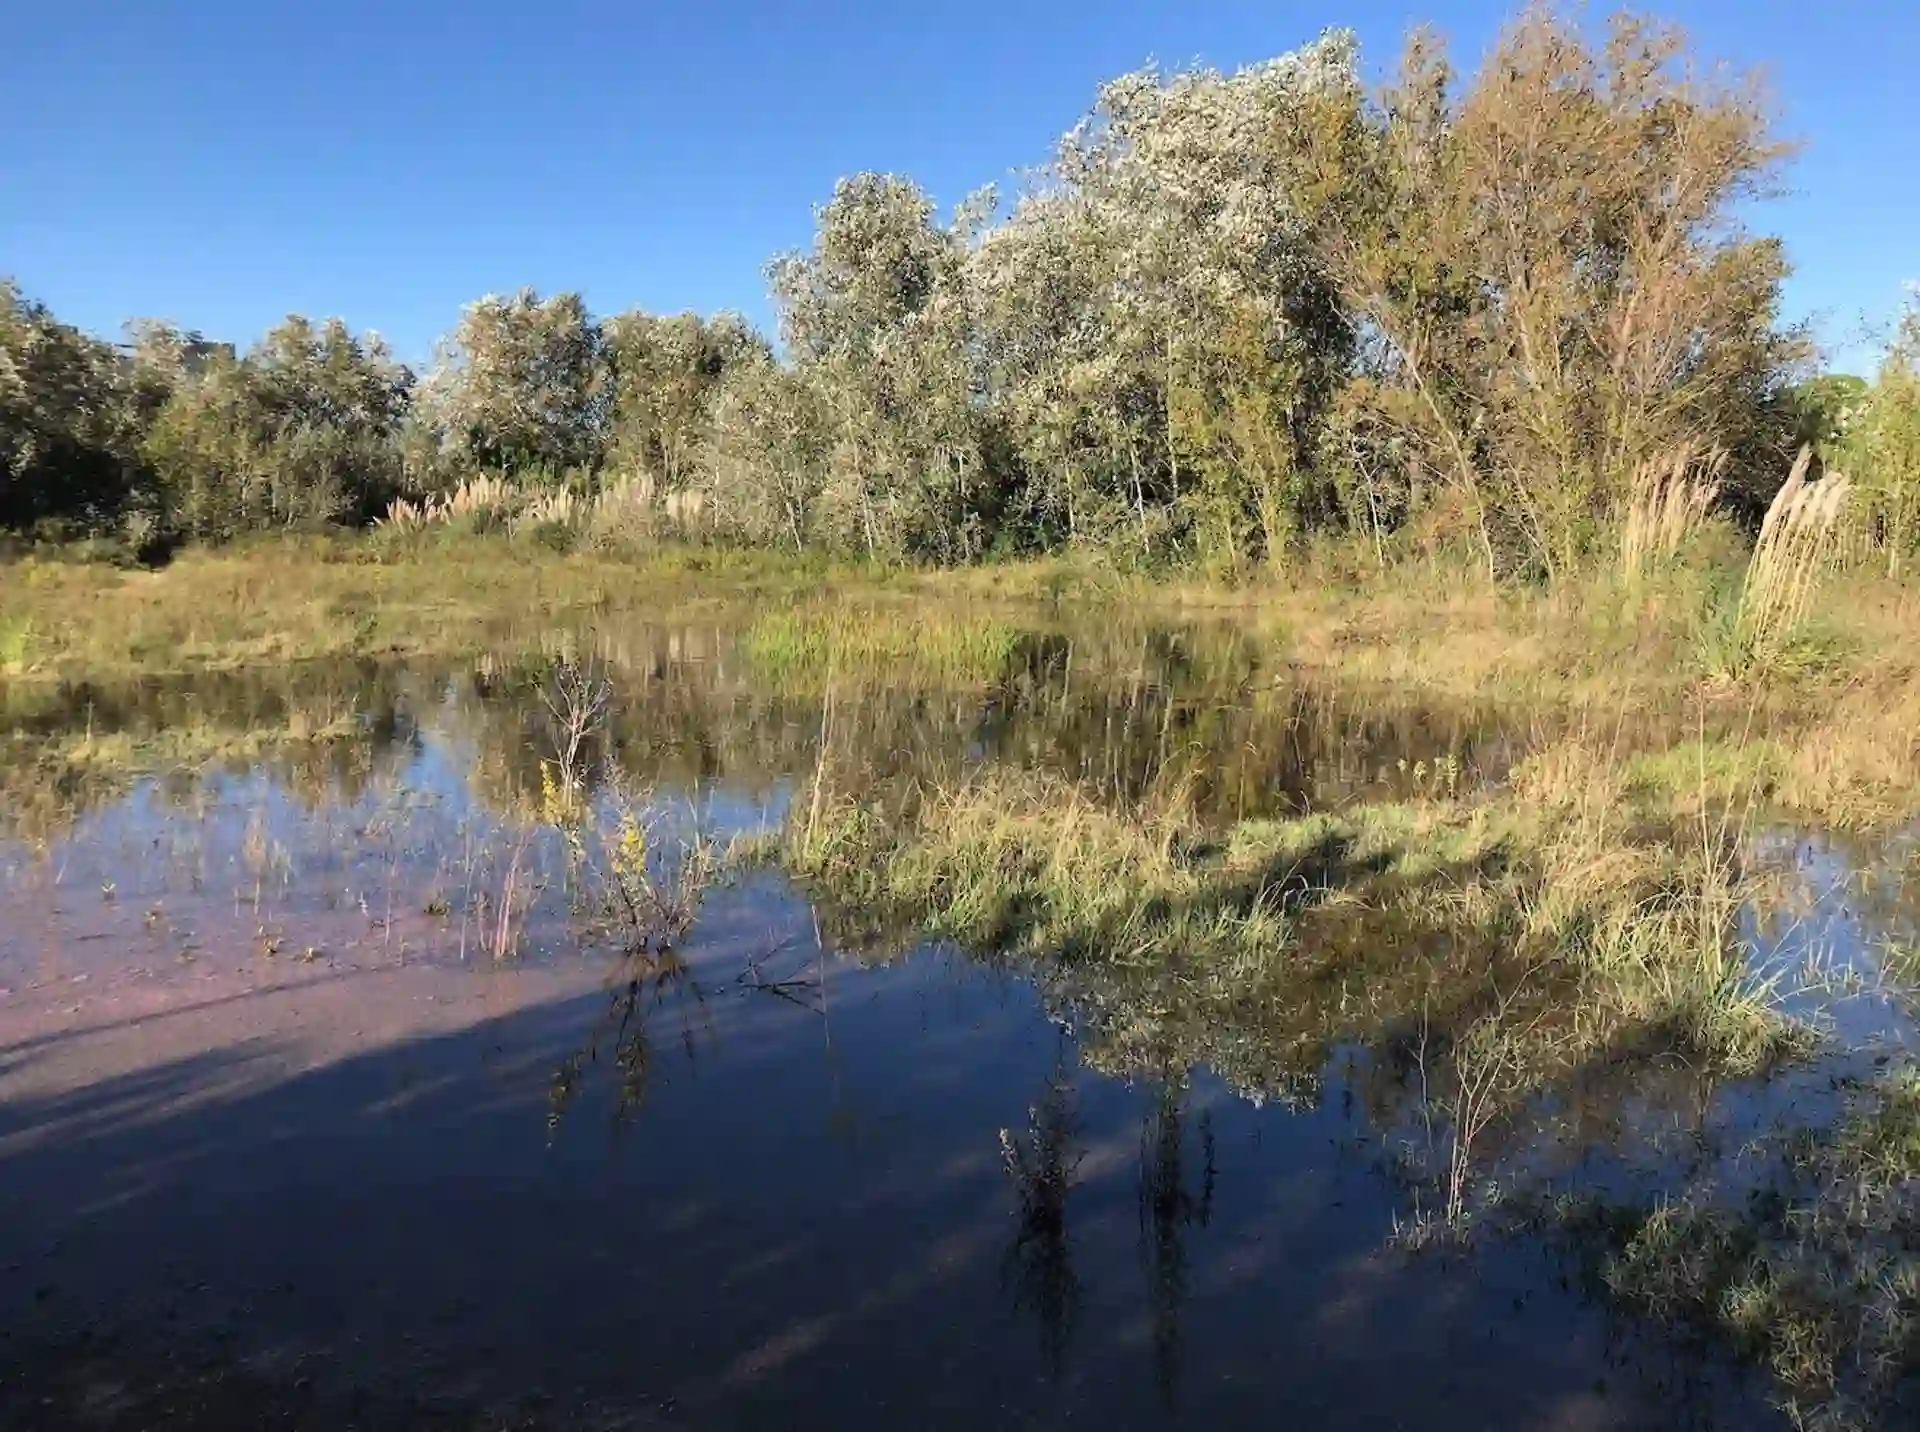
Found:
1737,447 -> 1855,656
1621,441 -> 1726,578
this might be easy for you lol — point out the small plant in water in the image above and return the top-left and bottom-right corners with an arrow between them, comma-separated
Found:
584,785 -> 720,955
539,656 -> 613,801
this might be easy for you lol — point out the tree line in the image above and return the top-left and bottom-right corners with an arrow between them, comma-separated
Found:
4,7 -> 1914,580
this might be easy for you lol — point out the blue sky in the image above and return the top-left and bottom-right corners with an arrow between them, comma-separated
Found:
2,0 -> 1912,371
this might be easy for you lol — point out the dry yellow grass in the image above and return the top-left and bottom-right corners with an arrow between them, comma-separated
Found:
6,532 -> 1920,832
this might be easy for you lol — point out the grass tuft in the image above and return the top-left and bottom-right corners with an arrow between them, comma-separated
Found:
742,608 -> 1026,690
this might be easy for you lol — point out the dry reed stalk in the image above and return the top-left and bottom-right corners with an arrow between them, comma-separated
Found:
663,488 -> 709,528
588,476 -> 659,540
375,496 -> 432,532
491,831 -> 533,961
1622,441 -> 1727,576
443,474 -> 518,527
1738,447 -> 1853,653
381,474 -> 698,542
513,488 -> 586,533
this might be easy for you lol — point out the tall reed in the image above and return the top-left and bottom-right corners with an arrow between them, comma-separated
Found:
1621,441 -> 1726,578
512,488 -> 586,534
1736,447 -> 1853,656
376,473 -> 685,543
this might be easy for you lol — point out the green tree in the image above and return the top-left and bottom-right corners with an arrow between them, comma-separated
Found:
770,174 -> 994,561
143,314 -> 411,540
603,310 -> 768,491
1286,9 -> 1805,580
413,289 -> 608,481
968,35 -> 1358,570
0,279 -> 145,531
1839,293 -> 1920,575
700,355 -> 830,551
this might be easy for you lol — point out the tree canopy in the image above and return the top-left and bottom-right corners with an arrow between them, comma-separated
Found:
7,7 -> 1895,580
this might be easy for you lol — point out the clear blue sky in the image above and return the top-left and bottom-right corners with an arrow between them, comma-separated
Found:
2,0 -> 1912,372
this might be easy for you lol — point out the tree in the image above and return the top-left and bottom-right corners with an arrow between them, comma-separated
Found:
143,314 -> 411,540
1285,8 -> 1806,580
0,279 -> 144,531
769,174 -> 995,560
699,355 -> 830,551
413,289 -> 608,481
1838,292 -> 1920,575
603,310 -> 768,491
969,35 -> 1359,570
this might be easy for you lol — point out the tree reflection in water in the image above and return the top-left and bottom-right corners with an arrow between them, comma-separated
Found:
546,947 -> 705,1139
999,1047 -> 1084,1381
1139,1082 -> 1215,1412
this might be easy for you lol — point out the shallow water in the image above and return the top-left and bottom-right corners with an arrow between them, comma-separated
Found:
2,622 -> 1900,1429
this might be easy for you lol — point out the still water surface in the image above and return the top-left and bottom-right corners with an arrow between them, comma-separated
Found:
2,622 -> 1902,1429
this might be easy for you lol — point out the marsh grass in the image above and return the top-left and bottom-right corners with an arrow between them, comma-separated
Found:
788,757 -> 1805,1090
1515,718 -> 1809,1074
1527,822 -> 1801,1074
785,752 -> 1826,1305
483,825 -> 537,961
742,608 -> 1026,690
0,617 -> 32,676
1594,1065 -> 1920,1429
4,532 -> 1920,843
0,537 -> 938,681
787,770 -> 1428,968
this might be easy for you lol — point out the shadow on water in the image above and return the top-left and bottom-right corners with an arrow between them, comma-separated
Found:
0,903 -> 1773,1431
2,618 -> 1895,1428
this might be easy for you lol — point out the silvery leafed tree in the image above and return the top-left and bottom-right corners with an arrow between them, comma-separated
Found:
410,288 -> 610,487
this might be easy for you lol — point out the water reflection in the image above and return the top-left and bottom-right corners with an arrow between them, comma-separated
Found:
0,619 -> 1867,1429
2,619 -> 1555,845
1138,1085 -> 1217,1412
546,946 -> 706,1139
1000,1048 -> 1083,1380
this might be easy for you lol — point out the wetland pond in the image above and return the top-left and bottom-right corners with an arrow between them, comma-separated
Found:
1,621 -> 1916,1430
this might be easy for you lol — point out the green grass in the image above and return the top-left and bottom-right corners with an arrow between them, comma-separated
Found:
0,617 -> 30,676
1834,1066 -> 1920,1183
0,535 -> 953,682
1620,737 -> 1788,806
786,767 -> 1800,1086
1593,1065 -> 1920,1428
742,608 -> 1027,690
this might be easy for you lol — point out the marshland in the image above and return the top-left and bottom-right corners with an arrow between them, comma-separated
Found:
5,5 -> 1920,1429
